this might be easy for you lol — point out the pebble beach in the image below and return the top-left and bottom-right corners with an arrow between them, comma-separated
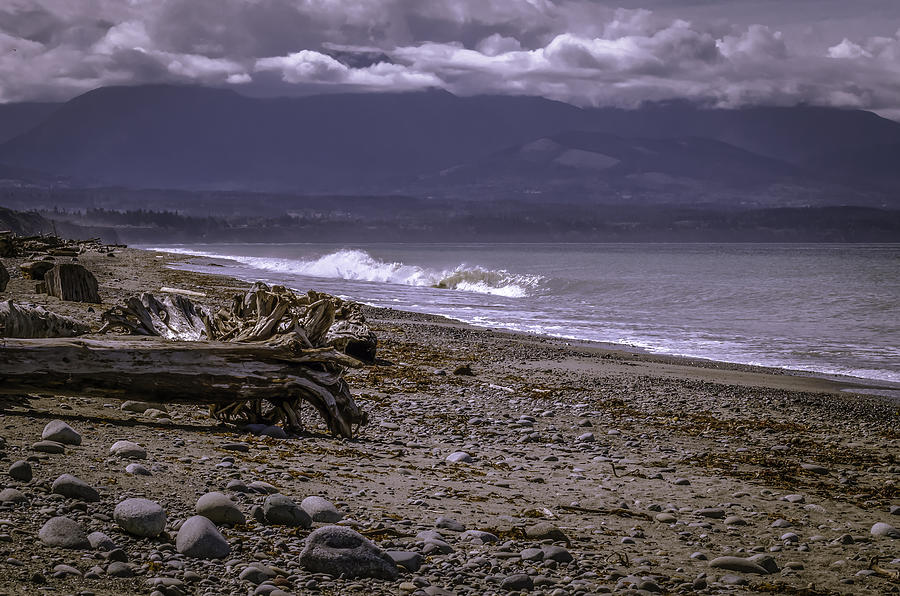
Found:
0,246 -> 898,596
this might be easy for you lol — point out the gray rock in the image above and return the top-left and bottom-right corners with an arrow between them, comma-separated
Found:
0,488 -> 26,504
446,451 -> 473,463
460,529 -> 499,543
386,550 -> 423,572
32,440 -> 65,454
655,512 -> 677,523
51,474 -> 100,502
301,496 -> 343,523
109,440 -> 146,459
542,544 -> 573,563
259,425 -> 288,439
121,401 -> 165,413
114,498 -> 166,537
263,494 -> 311,527
747,554 -> 781,574
8,460 -> 32,482
576,432 -> 595,442
196,491 -> 245,525
226,479 -> 250,493
87,531 -> 117,551
107,561 -> 134,577
525,522 -> 569,543
247,480 -> 279,494
435,516 -> 465,532
871,522 -> 900,538
53,564 -> 81,576
695,507 -> 726,519
239,564 -> 276,584
39,516 -> 89,549
520,547 -> 544,561
501,574 -> 534,591
299,526 -> 398,580
709,556 -> 771,574
724,515 -> 747,526
800,463 -> 829,475
126,463 -> 151,476
41,420 -> 81,445
176,515 -> 230,559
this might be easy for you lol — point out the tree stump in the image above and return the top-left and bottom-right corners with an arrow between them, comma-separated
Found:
0,232 -> 14,258
43,263 -> 101,303
0,261 -> 8,292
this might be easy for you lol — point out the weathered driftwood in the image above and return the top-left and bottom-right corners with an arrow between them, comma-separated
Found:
19,260 -> 55,280
93,282 -> 375,436
0,337 -> 368,438
0,232 -> 13,258
42,263 -> 101,303
0,261 -> 8,292
0,301 -> 90,338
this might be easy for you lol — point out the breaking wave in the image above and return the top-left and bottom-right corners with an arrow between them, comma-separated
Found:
156,248 -> 542,298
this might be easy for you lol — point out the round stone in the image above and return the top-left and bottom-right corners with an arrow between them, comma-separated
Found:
125,463 -> 151,476
32,440 -> 65,454
871,522 -> 900,538
39,516 -> 89,549
51,474 -> 100,502
175,515 -> 230,559
196,492 -> 245,525
8,460 -> 32,482
87,531 -> 117,551
299,526 -> 398,580
0,488 -> 27,504
301,496 -> 343,523
262,494 -> 311,527
114,498 -> 166,537
446,451 -> 473,463
109,440 -> 147,459
41,420 -> 82,446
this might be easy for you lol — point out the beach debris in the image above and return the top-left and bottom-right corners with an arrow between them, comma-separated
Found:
19,260 -> 54,280
40,263 -> 101,303
160,286 -> 206,297
0,261 -> 8,292
0,300 -> 90,338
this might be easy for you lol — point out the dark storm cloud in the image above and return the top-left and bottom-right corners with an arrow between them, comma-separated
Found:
1,0 -> 899,117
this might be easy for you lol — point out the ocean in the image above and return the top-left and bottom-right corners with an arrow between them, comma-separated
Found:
147,243 -> 900,387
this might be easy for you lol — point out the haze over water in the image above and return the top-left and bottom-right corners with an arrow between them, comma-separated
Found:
151,243 -> 900,386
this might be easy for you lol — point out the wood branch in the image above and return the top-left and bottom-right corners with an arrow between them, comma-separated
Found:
0,336 -> 367,438
0,301 -> 90,338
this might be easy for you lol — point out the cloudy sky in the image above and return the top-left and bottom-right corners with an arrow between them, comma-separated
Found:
2,0 -> 900,117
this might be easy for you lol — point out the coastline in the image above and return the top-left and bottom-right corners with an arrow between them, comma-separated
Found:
0,245 -> 898,595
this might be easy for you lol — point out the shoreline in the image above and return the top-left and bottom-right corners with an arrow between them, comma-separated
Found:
0,244 -> 898,595
155,247 -> 900,399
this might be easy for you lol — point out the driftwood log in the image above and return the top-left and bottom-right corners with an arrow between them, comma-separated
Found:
42,263 -> 101,303
0,337 -> 368,438
0,261 -> 8,292
0,301 -> 90,338
19,260 -> 55,280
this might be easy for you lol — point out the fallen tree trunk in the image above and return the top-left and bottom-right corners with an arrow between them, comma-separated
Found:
0,301 -> 90,338
0,336 -> 368,438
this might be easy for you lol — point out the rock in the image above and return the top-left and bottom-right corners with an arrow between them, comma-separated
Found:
247,480 -> 279,494
655,513 -> 677,523
453,364 -> 474,376
542,545 -> 573,563
221,443 -> 250,453
387,550 -> 423,572
709,556 -> 771,574
175,515 -> 230,559
263,494 -> 311,527
301,496 -> 343,523
724,515 -> 747,526
695,507 -> 726,519
239,564 -> 276,584
109,440 -> 147,459
747,554 -> 781,574
801,463 -> 829,475
8,460 -> 32,481
120,401 -> 164,414
0,488 -> 26,504
19,260 -> 54,280
446,451 -> 473,463
87,531 -> 116,551
32,440 -> 65,454
51,474 -> 100,502
196,492 -> 245,525
871,522 -> 900,538
259,425 -> 288,439
38,516 -> 89,549
673,477 -> 691,485
299,526 -> 398,580
461,529 -> 499,543
525,522 -> 569,543
41,420 -> 82,445
126,463 -> 151,476
435,516 -> 465,532
226,479 -> 249,492
501,574 -> 534,591
42,263 -> 101,303
576,432 -> 595,442
106,561 -> 134,577
53,564 -> 81,577
114,498 -> 166,537
520,547 -> 544,561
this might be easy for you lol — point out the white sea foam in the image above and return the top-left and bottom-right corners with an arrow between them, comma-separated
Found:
152,247 -> 542,297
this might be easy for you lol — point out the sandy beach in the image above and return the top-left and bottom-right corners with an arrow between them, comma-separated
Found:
0,245 -> 898,596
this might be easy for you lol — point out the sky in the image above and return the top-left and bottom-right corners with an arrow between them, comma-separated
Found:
2,0 -> 900,117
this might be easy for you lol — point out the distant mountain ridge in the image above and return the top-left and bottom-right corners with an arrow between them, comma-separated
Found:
0,84 -> 898,206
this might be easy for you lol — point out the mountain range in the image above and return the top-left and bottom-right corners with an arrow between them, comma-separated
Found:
0,84 -> 898,207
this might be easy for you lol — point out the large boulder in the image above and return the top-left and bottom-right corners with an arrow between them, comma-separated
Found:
42,263 -> 101,303
299,526 -> 398,580
39,516 -> 90,549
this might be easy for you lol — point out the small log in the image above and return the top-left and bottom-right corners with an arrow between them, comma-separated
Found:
19,260 -> 55,280
0,337 -> 367,437
0,300 -> 90,338
43,263 -> 101,303
0,261 -> 8,292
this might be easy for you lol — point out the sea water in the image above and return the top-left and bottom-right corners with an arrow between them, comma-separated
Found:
147,243 -> 900,386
